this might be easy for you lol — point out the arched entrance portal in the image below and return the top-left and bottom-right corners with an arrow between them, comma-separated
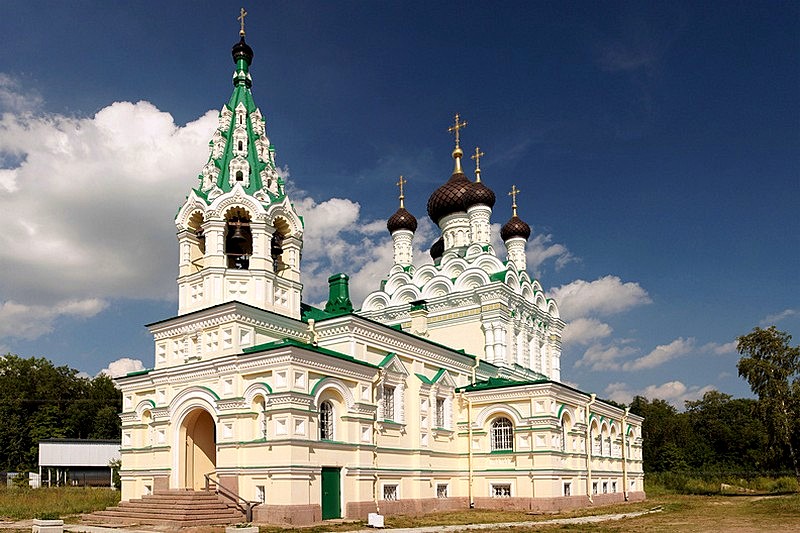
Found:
179,408 -> 216,489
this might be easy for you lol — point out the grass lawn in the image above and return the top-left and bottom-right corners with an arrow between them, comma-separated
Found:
1,488 -> 798,532
0,486 -> 119,521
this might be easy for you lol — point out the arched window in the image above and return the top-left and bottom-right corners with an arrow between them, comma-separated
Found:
319,400 -> 334,440
236,170 -> 244,181
238,141 -> 243,151
491,417 -> 513,451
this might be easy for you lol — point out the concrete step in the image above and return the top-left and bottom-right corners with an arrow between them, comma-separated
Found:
83,489 -> 246,527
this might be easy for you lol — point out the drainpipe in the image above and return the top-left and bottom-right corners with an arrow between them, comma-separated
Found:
585,393 -> 596,503
467,353 -> 479,507
465,393 -> 475,508
372,369 -> 384,515
622,407 -> 629,501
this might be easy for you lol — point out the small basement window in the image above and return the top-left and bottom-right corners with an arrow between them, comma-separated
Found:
436,483 -> 448,498
383,484 -> 398,501
491,484 -> 511,498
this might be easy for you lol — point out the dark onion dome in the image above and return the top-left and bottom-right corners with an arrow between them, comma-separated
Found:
426,172 -> 472,223
464,180 -> 496,209
430,236 -> 444,260
387,207 -> 418,233
501,215 -> 531,241
232,36 -> 254,65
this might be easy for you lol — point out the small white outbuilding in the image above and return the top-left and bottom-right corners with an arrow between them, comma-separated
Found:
38,439 -> 121,487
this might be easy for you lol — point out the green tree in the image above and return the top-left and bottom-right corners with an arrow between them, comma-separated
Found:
737,326 -> 800,481
684,390 -> 767,472
629,395 -> 690,472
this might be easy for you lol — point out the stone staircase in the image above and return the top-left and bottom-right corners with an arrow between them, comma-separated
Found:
84,489 -> 246,527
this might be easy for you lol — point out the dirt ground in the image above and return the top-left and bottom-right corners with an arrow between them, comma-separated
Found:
2,493 -> 799,532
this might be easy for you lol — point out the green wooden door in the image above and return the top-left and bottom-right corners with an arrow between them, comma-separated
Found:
321,467 -> 341,520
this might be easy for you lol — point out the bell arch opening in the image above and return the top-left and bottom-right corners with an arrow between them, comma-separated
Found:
225,207 -> 252,269
178,408 -> 217,490
188,211 -> 206,271
271,217 -> 290,272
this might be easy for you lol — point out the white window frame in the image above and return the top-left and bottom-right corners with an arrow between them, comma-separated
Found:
382,384 -> 396,422
319,400 -> 334,441
490,483 -> 512,498
436,483 -> 448,498
563,482 -> 571,497
491,417 -> 514,451
435,397 -> 446,428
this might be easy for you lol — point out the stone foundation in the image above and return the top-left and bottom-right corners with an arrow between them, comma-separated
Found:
347,497 -> 470,519
253,503 -> 320,525
473,491 -> 646,512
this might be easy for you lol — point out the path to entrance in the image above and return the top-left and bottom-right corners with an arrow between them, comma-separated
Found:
338,508 -> 662,533
0,508 -> 662,532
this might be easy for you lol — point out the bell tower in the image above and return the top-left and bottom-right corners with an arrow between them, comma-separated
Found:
174,20 -> 304,319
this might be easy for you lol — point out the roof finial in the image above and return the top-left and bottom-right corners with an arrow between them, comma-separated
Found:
238,7 -> 248,37
471,146 -> 485,183
509,185 -> 520,217
448,113 -> 468,174
396,175 -> 407,209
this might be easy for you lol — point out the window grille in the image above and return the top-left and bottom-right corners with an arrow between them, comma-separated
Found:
491,484 -> 511,497
491,417 -> 513,451
383,484 -> 398,501
319,400 -> 334,440
563,482 -> 571,496
383,385 -> 395,421
435,397 -> 446,428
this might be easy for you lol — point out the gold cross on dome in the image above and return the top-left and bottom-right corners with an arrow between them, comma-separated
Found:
471,147 -> 485,181
448,113 -> 468,147
509,185 -> 520,216
238,7 -> 248,36
396,175 -> 407,208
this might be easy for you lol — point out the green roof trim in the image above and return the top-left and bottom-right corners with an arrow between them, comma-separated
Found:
456,376 -> 547,392
125,368 -> 153,378
489,270 -> 508,283
377,352 -> 397,368
243,337 -> 378,369
415,373 -> 433,385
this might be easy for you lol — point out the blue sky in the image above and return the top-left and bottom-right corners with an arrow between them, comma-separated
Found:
0,1 -> 797,407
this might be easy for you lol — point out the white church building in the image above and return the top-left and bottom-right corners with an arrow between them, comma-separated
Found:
116,22 -> 644,525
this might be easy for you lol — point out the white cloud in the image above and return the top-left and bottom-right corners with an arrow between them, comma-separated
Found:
702,341 -> 737,356
760,309 -> 798,326
622,337 -> 695,371
0,299 -> 107,340
604,380 -> 715,408
575,340 -> 638,371
98,357 -> 145,379
0,74 -> 43,113
0,98 -> 217,307
551,275 -> 651,321
562,317 -> 613,347
527,233 -> 576,274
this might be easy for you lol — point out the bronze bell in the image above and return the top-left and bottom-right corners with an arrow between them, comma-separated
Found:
230,224 -> 246,242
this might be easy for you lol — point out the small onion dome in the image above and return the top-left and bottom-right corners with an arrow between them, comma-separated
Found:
501,215 -> 531,241
430,236 -> 444,260
464,180 -> 496,209
232,36 -> 254,65
426,172 -> 472,223
387,207 -> 418,233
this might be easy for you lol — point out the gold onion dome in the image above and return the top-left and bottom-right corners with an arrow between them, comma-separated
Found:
429,236 -> 444,260
387,207 -> 418,233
